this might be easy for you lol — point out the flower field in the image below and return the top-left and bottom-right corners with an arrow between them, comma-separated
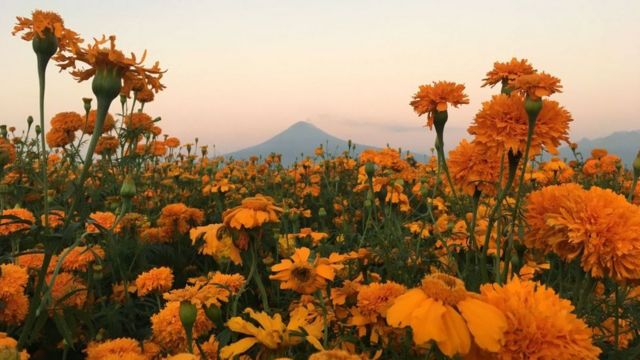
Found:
2,9 -> 640,360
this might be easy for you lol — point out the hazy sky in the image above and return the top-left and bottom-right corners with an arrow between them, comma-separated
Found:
1,0 -> 638,154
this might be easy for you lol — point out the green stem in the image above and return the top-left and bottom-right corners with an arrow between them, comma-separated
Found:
628,174 -> 638,202
251,243 -> 270,312
37,54 -> 49,228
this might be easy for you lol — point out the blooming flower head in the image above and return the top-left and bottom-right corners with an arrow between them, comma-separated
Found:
270,247 -> 345,294
386,273 -> 507,357
48,272 -> 86,312
220,307 -> 323,359
60,245 -> 105,272
447,139 -> 504,196
151,301 -> 213,352
0,208 -> 35,236
86,338 -> 146,360
0,264 -> 29,325
468,94 -> 572,158
135,266 -> 174,296
479,277 -> 600,359
83,110 -> 115,135
509,72 -> 562,100
482,57 -> 535,88
190,224 -> 242,265
55,35 -> 165,96
12,10 -> 82,51
223,194 -> 283,230
86,211 -> 116,233
349,281 -> 406,343
163,271 -> 244,308
157,203 -> 205,237
410,81 -> 469,129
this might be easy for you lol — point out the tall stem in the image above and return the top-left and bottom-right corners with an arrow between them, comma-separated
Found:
37,54 -> 49,228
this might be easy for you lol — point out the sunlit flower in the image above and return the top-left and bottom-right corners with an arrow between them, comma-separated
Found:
447,139 -> 503,195
270,247 -> 344,294
386,273 -> 506,357
12,9 -> 82,51
509,72 -> 562,100
190,224 -> 242,265
223,194 -> 283,230
482,58 -> 535,88
479,277 -> 600,359
410,81 -> 469,129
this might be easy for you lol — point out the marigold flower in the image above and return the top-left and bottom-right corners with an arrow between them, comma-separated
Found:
55,35 -> 165,96
86,338 -> 145,360
479,277 -> 600,359
0,332 -> 29,360
158,203 -> 204,237
83,110 -> 115,134
270,247 -> 344,294
0,208 -> 35,236
151,301 -> 213,352
409,81 -> 469,129
12,10 -> 82,51
46,127 -> 75,148
60,245 -> 105,272
41,209 -> 65,229
386,273 -> 507,357
482,58 -> 535,88
349,281 -> 406,343
309,349 -> 364,360
163,271 -> 244,309
447,139 -> 503,195
509,72 -> 562,99
125,112 -> 154,132
468,94 -> 571,158
48,272 -> 86,311
86,211 -> 116,233
223,194 -> 283,230
190,224 -> 242,265
0,264 -> 29,325
135,266 -> 174,296
525,184 -> 640,282
220,307 -> 323,359
165,137 -> 180,148
95,135 -> 119,156
51,111 -> 83,132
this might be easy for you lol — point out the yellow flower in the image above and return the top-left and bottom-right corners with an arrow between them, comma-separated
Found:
190,224 -> 242,265
386,273 -> 506,357
85,338 -> 145,360
220,307 -> 323,359
223,194 -> 283,230
270,247 -> 344,295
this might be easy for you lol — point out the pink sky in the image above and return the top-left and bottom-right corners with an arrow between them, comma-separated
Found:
1,0 -> 638,154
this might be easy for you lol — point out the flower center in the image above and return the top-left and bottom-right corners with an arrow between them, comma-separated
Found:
421,273 -> 467,306
291,264 -> 314,283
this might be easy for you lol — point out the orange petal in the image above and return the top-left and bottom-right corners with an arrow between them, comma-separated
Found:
457,298 -> 507,353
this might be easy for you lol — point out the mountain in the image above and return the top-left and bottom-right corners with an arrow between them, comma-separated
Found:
224,121 -> 424,165
556,130 -> 640,166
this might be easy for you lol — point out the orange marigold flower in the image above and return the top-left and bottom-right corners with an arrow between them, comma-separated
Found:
51,111 -> 83,132
0,264 -> 29,325
48,272 -> 86,312
223,194 -> 283,230
151,301 -> 213,352
96,135 -> 119,156
86,211 -> 116,233
410,81 -> 469,129
0,208 -> 35,236
480,277 -> 600,359
158,203 -> 204,237
125,112 -> 154,132
12,10 -> 82,51
482,58 -> 535,88
165,137 -> 180,148
46,127 -> 75,148
525,184 -> 640,282
41,209 -> 65,229
135,266 -> 174,296
309,349 -> 364,360
0,138 -> 17,165
163,271 -> 244,309
468,94 -> 571,158
447,139 -> 503,196
270,247 -> 344,294
61,245 -> 104,272
349,281 -> 406,344
509,72 -> 562,100
386,273 -> 507,357
83,110 -> 115,134
55,35 -> 165,95
190,224 -> 242,265
86,338 -> 145,360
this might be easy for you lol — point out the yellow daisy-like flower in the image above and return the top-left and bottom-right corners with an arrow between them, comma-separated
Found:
220,307 -> 323,359
223,194 -> 283,230
190,224 -> 242,265
386,273 -> 507,357
270,247 -> 344,295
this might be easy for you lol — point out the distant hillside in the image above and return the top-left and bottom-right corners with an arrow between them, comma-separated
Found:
225,121 -> 425,165
557,130 -> 640,165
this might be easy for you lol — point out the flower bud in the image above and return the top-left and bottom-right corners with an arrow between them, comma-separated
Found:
179,301 -> 197,332
35,125 -> 42,135
120,175 -> 137,199
92,67 -> 122,103
633,150 -> 640,179
524,96 -> 543,122
204,304 -> 223,326
318,207 -> 327,217
32,30 -> 58,59
83,97 -> 93,114
365,162 -> 376,178
27,116 -> 34,126
0,126 -> 7,139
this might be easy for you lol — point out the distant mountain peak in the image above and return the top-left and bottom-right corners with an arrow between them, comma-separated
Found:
287,120 -> 318,130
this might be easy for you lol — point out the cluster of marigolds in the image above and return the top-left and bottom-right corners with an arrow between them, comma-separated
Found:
1,9 -> 639,360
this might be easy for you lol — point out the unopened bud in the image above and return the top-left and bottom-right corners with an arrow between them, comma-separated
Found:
120,175 -> 137,198
364,162 -> 376,178
27,116 -> 34,126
